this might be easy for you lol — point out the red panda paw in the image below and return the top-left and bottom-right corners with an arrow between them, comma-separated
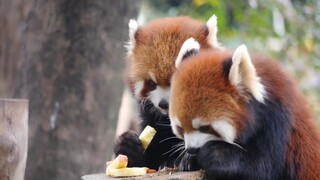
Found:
196,141 -> 243,178
177,154 -> 200,172
113,130 -> 145,167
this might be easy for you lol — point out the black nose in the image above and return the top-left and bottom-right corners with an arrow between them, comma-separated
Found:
158,99 -> 169,110
186,148 -> 199,155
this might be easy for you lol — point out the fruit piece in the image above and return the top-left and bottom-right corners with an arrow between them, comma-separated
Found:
106,154 -> 128,175
139,125 -> 157,150
108,167 -> 148,177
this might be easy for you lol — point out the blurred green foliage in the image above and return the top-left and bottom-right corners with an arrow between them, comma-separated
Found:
143,0 -> 320,121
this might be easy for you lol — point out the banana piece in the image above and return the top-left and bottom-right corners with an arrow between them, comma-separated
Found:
108,167 -> 148,177
106,154 -> 128,175
139,125 -> 157,150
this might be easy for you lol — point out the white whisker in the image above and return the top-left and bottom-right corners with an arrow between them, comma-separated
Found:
160,136 -> 181,143
169,146 -> 184,157
171,142 -> 184,149
176,148 -> 186,161
229,142 -> 247,151
162,143 -> 184,156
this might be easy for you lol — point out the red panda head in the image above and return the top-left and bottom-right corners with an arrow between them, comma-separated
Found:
126,15 -> 223,114
169,39 -> 266,150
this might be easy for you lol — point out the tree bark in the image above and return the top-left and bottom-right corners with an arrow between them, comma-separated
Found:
0,0 -> 32,97
14,0 -> 140,179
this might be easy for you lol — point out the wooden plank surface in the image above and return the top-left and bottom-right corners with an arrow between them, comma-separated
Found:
82,170 -> 204,180
0,99 -> 28,180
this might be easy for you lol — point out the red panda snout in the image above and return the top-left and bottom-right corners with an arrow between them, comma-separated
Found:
185,131 -> 216,150
149,86 -> 170,114
189,120 -> 237,149
170,115 -> 238,149
133,78 -> 170,114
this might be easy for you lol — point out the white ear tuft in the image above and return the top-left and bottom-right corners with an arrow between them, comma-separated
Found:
127,19 -> 139,56
129,19 -> 139,42
206,14 -> 221,48
175,38 -> 200,68
229,44 -> 266,103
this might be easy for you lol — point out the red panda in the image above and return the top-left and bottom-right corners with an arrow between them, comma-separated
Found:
114,15 -> 223,170
169,38 -> 320,179
127,15 -> 222,114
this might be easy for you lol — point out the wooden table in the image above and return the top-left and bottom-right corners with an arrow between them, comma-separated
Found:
0,99 -> 28,180
82,170 -> 204,180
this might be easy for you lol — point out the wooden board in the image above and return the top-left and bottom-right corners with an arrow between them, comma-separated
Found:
82,170 -> 204,180
0,99 -> 28,180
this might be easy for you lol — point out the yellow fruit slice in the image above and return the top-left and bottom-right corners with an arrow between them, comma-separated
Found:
139,125 -> 157,150
108,167 -> 148,177
106,154 -> 128,175
106,127 -> 157,177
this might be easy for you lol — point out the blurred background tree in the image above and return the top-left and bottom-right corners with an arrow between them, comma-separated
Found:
1,0 -> 140,179
0,0 -> 32,97
139,0 -> 320,122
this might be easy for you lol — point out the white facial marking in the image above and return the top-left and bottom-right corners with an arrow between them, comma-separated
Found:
175,38 -> 200,68
149,72 -> 157,83
211,120 -> 236,143
230,44 -> 266,103
192,118 -> 202,129
185,131 -> 218,149
133,81 -> 144,99
170,118 -> 183,139
171,116 -> 181,127
149,86 -> 170,114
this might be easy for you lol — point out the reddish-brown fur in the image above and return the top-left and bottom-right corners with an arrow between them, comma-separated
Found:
171,50 -> 249,134
128,17 -> 215,91
253,54 -> 320,180
171,50 -> 320,179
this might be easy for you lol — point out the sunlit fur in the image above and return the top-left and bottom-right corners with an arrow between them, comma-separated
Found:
127,15 -> 222,113
114,15 -> 222,171
170,46 -> 320,179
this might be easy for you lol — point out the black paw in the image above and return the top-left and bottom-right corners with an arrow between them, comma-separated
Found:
197,142 -> 212,168
197,141 -> 241,178
197,141 -> 230,169
177,154 -> 201,171
113,130 -> 145,167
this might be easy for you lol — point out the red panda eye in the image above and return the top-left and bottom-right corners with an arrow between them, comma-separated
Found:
198,125 -> 211,133
199,125 -> 221,137
176,125 -> 184,137
145,79 -> 157,91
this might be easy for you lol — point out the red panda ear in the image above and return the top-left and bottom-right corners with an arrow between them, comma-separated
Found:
206,15 -> 222,48
229,44 -> 266,103
127,19 -> 140,54
175,38 -> 200,68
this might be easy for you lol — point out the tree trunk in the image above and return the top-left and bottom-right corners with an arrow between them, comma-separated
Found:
0,0 -> 32,97
14,0 -> 141,179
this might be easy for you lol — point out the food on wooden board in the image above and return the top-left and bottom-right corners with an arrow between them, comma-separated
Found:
106,126 -> 157,177
106,154 -> 128,175
108,167 -> 149,177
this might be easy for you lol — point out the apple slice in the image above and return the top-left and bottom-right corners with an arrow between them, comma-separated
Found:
108,167 -> 148,177
139,125 -> 157,150
106,154 -> 128,175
